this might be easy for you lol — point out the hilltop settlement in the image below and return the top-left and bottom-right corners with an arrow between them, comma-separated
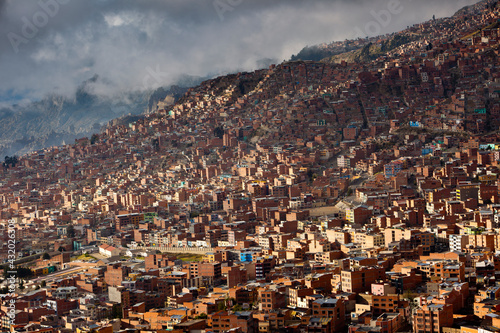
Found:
4,1 -> 500,333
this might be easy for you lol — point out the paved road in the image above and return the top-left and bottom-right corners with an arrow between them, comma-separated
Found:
27,267 -> 86,286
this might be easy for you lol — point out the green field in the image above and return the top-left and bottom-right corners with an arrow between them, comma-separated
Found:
170,253 -> 204,262
72,254 -> 97,261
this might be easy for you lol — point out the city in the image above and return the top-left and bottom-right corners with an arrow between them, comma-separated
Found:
2,1 -> 500,333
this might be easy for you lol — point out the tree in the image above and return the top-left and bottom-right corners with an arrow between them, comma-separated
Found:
232,304 -> 243,312
18,268 -> 33,278
67,225 -> 75,238
217,302 -> 226,311
402,289 -> 416,302
42,253 -> 51,260
195,313 -> 208,319
151,138 -> 160,152
214,126 -> 224,139
307,169 -> 314,182
57,246 -> 65,252
359,42 -> 372,60
41,281 -> 46,287
3,155 -> 18,168
4,267 -> 34,279
90,134 -> 99,145
111,304 -> 122,319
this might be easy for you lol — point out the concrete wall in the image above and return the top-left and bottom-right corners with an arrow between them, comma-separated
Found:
130,246 -> 214,254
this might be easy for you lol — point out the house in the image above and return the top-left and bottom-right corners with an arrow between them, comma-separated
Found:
99,244 -> 120,257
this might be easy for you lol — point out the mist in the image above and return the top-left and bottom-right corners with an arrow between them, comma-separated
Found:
0,0 -> 480,106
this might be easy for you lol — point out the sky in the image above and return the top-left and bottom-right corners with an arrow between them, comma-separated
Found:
0,0 -> 480,106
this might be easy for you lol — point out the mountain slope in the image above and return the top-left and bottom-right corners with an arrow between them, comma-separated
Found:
294,1 -> 490,65
0,80 -> 194,157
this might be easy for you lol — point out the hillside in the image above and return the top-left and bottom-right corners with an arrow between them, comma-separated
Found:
321,34 -> 416,64
0,80 -> 193,157
294,1 -> 490,65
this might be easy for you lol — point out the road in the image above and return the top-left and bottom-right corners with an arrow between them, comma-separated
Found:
27,266 -> 87,286
340,175 -> 370,206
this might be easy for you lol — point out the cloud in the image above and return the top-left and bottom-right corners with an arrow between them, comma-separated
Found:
0,0 -> 480,104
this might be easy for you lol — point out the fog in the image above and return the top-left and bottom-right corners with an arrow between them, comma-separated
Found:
0,0 -> 480,106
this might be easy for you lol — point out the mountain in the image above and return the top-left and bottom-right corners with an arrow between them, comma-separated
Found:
291,2 -> 488,64
0,89 -> 148,157
321,34 -> 416,64
0,76 -> 198,157
1,1 -> 491,158
290,42 -> 364,62
147,85 -> 193,113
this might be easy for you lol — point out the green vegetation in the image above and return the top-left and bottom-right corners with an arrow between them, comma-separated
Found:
169,253 -> 204,262
380,34 -> 412,53
73,253 -> 97,261
214,125 -> 225,139
67,225 -> 75,238
90,133 -> 99,145
195,313 -> 208,319
2,266 -> 33,279
151,138 -> 160,151
3,155 -> 18,168
461,20 -> 499,40
232,304 -> 243,312
111,304 -> 122,319
395,125 -> 468,139
291,45 -> 340,61
323,34 -> 414,64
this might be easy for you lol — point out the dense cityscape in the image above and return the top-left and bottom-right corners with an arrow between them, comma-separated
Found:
3,0 -> 500,332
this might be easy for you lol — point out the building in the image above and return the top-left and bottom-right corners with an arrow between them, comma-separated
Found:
115,213 -> 144,230
384,160 -> 406,178
449,234 -> 468,252
190,262 -> 222,284
98,244 -> 120,257
346,206 -> 372,225
413,303 -> 453,333
259,289 -> 286,311
456,184 -> 479,202
52,287 -> 78,300
104,263 -> 131,286
210,311 -> 256,333
341,266 -> 385,293
311,298 -> 346,331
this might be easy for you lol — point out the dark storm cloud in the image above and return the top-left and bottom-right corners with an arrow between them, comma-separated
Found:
0,0 -> 480,105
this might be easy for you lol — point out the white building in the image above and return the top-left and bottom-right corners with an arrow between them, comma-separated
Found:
99,244 -> 120,257
449,234 -> 468,252
52,286 -> 78,300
